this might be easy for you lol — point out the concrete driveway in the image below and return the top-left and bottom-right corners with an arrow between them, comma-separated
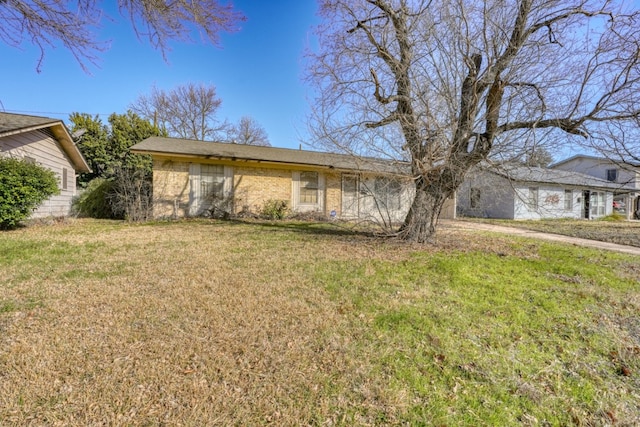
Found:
442,220 -> 640,256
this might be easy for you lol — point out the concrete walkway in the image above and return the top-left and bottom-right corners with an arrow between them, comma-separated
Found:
442,220 -> 640,256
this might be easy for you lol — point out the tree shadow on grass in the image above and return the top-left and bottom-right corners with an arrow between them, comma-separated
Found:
203,217 -> 384,239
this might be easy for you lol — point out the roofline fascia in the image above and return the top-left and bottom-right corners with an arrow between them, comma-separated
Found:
130,149 -> 410,176
0,120 -> 91,173
49,123 -> 92,173
0,121 -> 60,139
509,178 -> 635,192
486,169 -> 634,192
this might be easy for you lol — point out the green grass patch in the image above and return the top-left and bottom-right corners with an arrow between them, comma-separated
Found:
316,243 -> 639,425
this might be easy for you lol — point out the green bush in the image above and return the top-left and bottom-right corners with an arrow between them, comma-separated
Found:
599,212 -> 625,222
72,178 -> 117,219
0,157 -> 60,229
260,199 -> 290,220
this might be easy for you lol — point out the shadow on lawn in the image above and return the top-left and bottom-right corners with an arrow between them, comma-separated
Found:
205,217 -> 381,239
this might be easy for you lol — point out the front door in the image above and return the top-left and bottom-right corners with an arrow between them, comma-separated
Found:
341,174 -> 359,218
583,190 -> 590,219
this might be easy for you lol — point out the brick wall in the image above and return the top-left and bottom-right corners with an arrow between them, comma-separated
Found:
152,159 -> 190,218
152,158 -> 346,219
233,166 -> 293,214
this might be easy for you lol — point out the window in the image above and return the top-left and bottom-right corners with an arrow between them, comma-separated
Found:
299,171 -> 318,204
470,188 -> 481,209
527,187 -> 539,210
62,168 -> 68,191
564,189 -> 573,211
590,191 -> 606,217
201,164 -> 225,200
606,169 -> 618,182
374,177 -> 402,211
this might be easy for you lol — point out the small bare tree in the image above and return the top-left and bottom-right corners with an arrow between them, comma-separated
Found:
308,0 -> 640,243
1,1 -> 244,73
230,116 -> 271,146
108,165 -> 153,221
131,83 -> 229,141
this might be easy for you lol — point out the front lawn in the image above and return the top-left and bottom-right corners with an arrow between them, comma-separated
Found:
1,219 -> 638,425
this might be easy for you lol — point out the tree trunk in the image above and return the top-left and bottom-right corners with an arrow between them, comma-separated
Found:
398,177 -> 449,243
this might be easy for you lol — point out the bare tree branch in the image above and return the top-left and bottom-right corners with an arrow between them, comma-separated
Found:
131,83 -> 227,141
307,0 -> 640,242
0,0 -> 244,72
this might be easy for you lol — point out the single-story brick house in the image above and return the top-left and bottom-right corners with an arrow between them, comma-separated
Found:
0,112 -> 90,218
131,137 -> 438,223
457,165 -> 635,220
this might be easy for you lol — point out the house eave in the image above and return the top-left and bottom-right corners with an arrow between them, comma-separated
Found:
131,148 -> 409,176
48,123 -> 91,173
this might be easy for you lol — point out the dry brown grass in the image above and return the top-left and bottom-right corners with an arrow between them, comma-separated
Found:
465,217 -> 640,247
1,219 -> 638,425
1,220 -> 429,426
1,221 -> 342,425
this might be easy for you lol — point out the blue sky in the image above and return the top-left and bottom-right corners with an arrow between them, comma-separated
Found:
0,1 -> 320,150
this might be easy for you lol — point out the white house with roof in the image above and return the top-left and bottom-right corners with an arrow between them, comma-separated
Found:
457,165 -> 635,220
550,155 -> 640,219
0,112 -> 90,218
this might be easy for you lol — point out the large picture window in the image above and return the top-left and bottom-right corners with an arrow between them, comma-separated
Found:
299,171 -> 318,204
374,177 -> 402,211
201,164 -> 225,200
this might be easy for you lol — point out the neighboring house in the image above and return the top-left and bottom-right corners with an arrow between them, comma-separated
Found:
457,165 -> 635,220
130,136 -> 427,223
0,112 -> 91,218
550,155 -> 640,219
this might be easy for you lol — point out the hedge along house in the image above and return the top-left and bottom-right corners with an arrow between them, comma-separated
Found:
0,112 -> 91,218
130,136 -> 427,224
457,165 -> 636,220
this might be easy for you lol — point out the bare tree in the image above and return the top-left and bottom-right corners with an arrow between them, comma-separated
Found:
523,147 -> 554,168
230,116 -> 271,146
0,0 -> 244,72
307,0 -> 640,242
131,83 -> 229,141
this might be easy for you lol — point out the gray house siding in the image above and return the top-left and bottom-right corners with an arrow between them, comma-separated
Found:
1,129 -> 78,218
551,155 -> 639,219
458,173 -> 514,219
458,167 -> 621,220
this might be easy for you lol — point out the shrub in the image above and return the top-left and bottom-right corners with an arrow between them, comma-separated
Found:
260,199 -> 289,220
599,212 -> 625,222
73,167 -> 153,221
0,158 -> 60,229
72,178 -> 116,219
108,166 -> 153,221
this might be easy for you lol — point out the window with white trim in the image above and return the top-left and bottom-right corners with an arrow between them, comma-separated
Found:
201,164 -> 225,200
564,189 -> 572,211
590,191 -> 606,217
299,171 -> 319,204
62,168 -> 68,191
374,177 -> 402,211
